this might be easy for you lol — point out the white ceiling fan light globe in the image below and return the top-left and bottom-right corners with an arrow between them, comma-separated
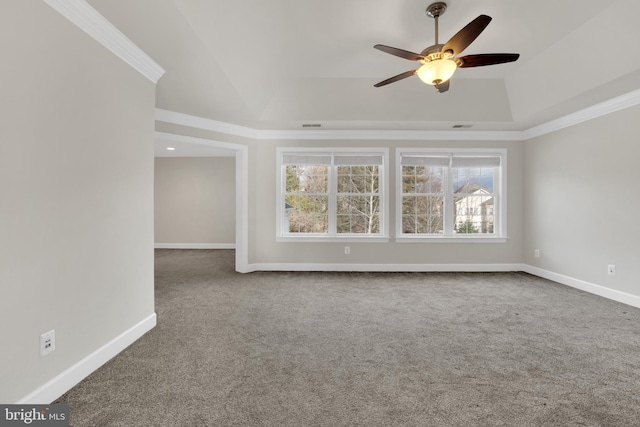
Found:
416,58 -> 457,85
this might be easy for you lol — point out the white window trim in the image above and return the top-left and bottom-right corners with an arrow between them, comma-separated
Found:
395,148 -> 507,242
276,147 -> 389,242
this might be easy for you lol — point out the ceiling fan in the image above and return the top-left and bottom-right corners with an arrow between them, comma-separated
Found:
373,2 -> 519,93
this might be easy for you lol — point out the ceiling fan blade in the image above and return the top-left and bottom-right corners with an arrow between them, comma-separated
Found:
435,80 -> 450,93
441,15 -> 492,56
374,70 -> 417,87
457,53 -> 520,68
374,44 -> 424,61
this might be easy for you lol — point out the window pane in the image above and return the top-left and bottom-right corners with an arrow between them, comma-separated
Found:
402,175 -> 417,193
337,173 -> 350,193
417,215 -> 443,234
453,165 -> 495,235
285,191 -> 328,234
285,166 -> 298,192
338,166 -> 380,194
401,162 -> 444,235
337,164 -> 380,234
402,215 -> 416,234
286,165 -> 328,193
287,212 -> 329,233
402,196 -> 417,214
402,165 -> 416,175
417,195 -> 443,217
421,167 -> 443,193
336,215 -> 350,233
453,167 -> 493,194
337,195 -> 380,234
311,214 -> 329,233
351,214 -> 366,233
403,166 -> 443,194
454,195 -> 494,234
302,166 -> 328,193
350,173 -> 365,193
402,196 -> 443,235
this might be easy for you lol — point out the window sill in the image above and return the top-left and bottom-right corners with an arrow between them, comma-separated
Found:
395,236 -> 508,243
277,236 -> 390,243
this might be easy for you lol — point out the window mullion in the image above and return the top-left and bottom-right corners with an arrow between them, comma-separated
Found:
443,160 -> 454,236
492,166 -> 499,235
328,163 -> 337,235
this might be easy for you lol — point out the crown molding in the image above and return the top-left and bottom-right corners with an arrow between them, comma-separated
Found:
42,0 -> 164,84
156,87 -> 640,142
155,108 -> 522,141
155,109 -> 260,139
258,129 -> 524,141
523,88 -> 640,140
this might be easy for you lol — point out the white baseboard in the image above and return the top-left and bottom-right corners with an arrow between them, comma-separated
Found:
16,313 -> 157,404
155,243 -> 236,249
522,265 -> 640,309
246,263 -> 524,273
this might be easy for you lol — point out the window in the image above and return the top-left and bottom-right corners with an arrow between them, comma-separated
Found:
397,149 -> 506,240
277,149 -> 388,241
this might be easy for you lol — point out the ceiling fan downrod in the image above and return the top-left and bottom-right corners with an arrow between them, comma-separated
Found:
426,2 -> 447,45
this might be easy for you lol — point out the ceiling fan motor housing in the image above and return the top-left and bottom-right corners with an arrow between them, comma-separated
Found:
420,44 -> 444,57
426,2 -> 447,18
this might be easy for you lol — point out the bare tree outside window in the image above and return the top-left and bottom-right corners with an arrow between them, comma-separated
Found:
337,165 -> 380,234
284,165 -> 328,233
401,165 -> 444,234
281,152 -> 386,238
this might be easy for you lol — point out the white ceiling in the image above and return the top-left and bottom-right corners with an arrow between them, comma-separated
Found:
154,133 -> 236,158
89,0 -> 640,134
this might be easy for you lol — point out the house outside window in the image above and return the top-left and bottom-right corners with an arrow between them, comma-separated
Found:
397,149 -> 506,241
277,148 -> 389,242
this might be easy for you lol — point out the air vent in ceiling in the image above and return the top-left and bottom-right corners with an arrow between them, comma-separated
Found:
452,124 -> 473,129
302,123 -> 322,128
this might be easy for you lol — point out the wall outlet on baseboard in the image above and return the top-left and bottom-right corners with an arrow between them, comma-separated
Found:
534,249 -> 540,258
608,264 -> 616,276
344,246 -> 350,255
40,330 -> 55,357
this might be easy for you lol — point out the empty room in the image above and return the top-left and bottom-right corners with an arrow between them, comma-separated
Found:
2,0 -> 640,425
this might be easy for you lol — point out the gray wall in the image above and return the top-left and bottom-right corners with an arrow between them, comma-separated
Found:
523,105 -> 640,296
0,1 -> 156,403
154,157 -> 236,245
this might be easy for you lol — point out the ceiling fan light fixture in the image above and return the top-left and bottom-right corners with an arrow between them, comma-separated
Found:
416,58 -> 457,85
373,5 -> 519,90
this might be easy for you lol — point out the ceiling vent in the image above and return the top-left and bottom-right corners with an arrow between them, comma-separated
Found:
302,123 -> 322,128
452,124 -> 473,128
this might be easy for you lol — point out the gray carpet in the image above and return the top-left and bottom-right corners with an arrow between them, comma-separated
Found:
57,249 -> 640,426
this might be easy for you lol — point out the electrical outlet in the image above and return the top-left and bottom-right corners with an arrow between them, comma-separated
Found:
534,249 -> 540,258
344,246 -> 350,255
608,264 -> 616,276
40,330 -> 55,357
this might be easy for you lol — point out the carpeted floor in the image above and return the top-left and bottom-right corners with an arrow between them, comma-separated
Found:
57,249 -> 640,426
